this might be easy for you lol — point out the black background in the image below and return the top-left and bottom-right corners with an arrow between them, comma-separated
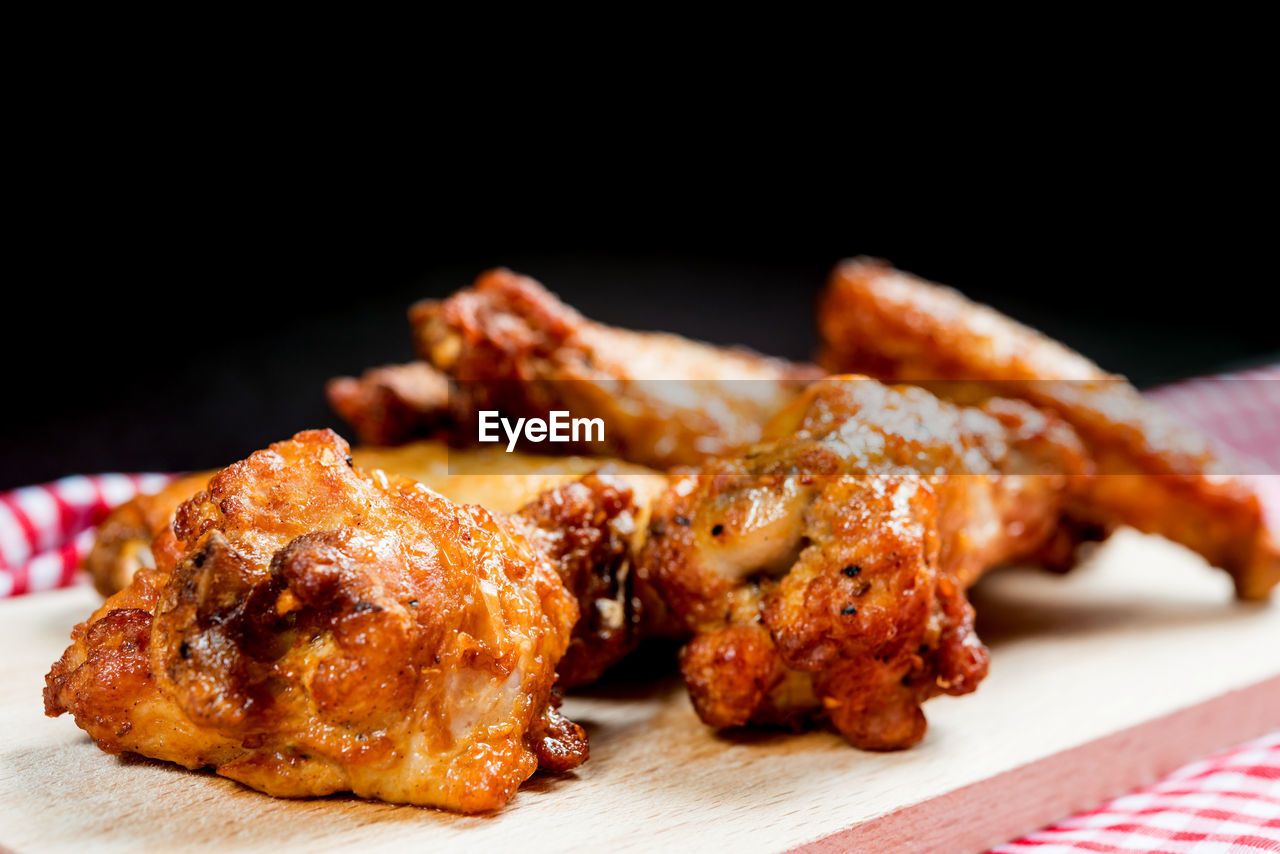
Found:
4,161 -> 1274,490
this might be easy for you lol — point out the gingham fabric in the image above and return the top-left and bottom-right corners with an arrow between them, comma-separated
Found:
0,472 -> 173,597
989,731 -> 1280,853
1,367 -> 1277,851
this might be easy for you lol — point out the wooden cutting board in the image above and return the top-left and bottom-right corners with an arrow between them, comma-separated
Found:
2,529 -> 1279,854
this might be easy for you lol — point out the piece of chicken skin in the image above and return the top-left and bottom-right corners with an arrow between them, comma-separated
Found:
641,376 -> 1092,749
46,430 -> 586,813
83,440 -> 668,688
817,257 -> 1280,600
326,361 -> 452,446
411,268 -> 822,469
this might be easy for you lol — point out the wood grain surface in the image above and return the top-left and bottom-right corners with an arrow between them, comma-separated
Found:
2,529 -> 1278,854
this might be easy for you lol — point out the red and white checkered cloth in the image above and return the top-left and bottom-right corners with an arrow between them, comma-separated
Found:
1,366 -> 1277,850
0,472 -> 173,597
990,731 -> 1280,853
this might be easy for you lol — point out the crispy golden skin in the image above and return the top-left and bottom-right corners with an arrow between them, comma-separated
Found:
83,441 -> 667,688
326,361 -> 452,446
47,430 -> 586,813
818,258 -> 1280,600
642,376 -> 1092,749
411,268 -> 822,468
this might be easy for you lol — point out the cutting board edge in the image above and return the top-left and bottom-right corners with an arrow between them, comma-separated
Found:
789,671 -> 1280,854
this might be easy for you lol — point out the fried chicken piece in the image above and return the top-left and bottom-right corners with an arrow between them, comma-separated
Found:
411,268 -> 822,468
817,258 -> 1280,600
642,376 -> 1092,749
83,440 -> 668,688
47,430 -> 585,813
325,361 -> 451,446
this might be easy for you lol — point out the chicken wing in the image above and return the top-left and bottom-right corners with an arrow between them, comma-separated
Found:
411,268 -> 822,468
325,361 -> 451,446
818,258 -> 1280,600
641,376 -> 1092,749
46,430 -> 586,813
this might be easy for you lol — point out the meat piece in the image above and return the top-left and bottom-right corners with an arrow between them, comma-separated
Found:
325,361 -> 451,446
47,430 -> 585,813
641,376 -> 1092,749
83,440 -> 668,688
817,258 -> 1280,600
411,268 -> 822,468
